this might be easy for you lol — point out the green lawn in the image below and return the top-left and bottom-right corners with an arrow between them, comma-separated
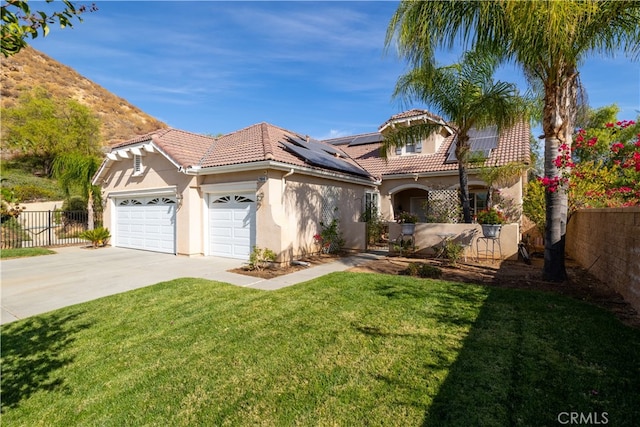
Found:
2,272 -> 639,426
0,247 -> 56,259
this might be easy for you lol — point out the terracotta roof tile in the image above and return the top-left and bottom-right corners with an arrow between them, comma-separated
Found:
338,121 -> 530,177
107,117 -> 530,180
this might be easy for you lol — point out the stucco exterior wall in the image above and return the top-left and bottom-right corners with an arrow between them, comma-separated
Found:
100,150 -> 196,255
388,222 -> 520,260
276,173 -> 370,261
566,207 -> 640,313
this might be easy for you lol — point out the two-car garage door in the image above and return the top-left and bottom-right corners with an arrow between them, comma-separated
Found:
114,196 -> 176,254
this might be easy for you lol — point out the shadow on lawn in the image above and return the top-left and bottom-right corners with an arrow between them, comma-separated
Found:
0,312 -> 90,412
420,287 -> 640,427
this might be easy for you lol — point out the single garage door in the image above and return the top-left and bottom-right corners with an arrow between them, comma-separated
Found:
115,196 -> 176,254
209,194 -> 256,259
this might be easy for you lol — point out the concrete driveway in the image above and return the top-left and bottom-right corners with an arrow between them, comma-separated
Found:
1,246 -> 260,325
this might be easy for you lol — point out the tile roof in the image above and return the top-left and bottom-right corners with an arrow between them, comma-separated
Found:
107,117 -> 530,180
333,120 -> 531,178
109,123 -> 373,179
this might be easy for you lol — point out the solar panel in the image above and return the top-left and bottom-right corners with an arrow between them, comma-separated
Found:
280,141 -> 370,177
285,135 -> 344,157
348,133 -> 384,146
445,126 -> 498,163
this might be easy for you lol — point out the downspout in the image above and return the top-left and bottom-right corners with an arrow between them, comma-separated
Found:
283,169 -> 294,189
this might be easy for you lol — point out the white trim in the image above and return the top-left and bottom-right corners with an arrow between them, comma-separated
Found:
388,183 -> 432,195
107,186 -> 177,198
200,181 -> 257,194
188,160 -> 378,187
116,149 -> 131,159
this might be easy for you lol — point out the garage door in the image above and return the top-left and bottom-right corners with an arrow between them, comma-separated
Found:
115,196 -> 176,254
209,194 -> 256,259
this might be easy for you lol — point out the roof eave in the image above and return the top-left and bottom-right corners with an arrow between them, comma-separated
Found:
185,160 -> 379,187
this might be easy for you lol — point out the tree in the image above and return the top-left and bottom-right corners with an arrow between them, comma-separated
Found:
1,0 -> 97,57
382,50 -> 527,223
1,87 -> 102,176
386,0 -> 640,281
52,152 -> 102,230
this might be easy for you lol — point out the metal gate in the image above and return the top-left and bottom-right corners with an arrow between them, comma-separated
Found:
1,210 -> 103,249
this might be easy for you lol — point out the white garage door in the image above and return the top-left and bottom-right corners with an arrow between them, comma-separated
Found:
209,194 -> 256,260
115,196 -> 176,254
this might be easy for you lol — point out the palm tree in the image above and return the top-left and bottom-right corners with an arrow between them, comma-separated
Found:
386,0 -> 640,281
52,153 -> 102,230
383,50 -> 527,223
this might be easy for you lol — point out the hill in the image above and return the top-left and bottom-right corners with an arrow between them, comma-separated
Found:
1,47 -> 167,146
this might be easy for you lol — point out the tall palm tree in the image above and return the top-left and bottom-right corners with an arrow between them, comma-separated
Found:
383,50 -> 526,223
52,153 -> 102,230
386,0 -> 640,281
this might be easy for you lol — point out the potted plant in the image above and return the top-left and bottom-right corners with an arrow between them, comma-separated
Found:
396,211 -> 419,235
476,208 -> 504,238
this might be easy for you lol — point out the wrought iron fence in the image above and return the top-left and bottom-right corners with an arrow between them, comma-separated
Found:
0,210 -> 103,249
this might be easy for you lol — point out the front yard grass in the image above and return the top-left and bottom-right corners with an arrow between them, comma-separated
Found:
2,272 -> 639,426
0,247 -> 56,259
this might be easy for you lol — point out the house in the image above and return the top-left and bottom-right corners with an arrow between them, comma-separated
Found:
93,109 -> 530,261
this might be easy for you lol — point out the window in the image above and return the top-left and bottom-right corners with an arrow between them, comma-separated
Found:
395,138 -> 423,155
469,191 -> 488,216
364,191 -> 380,212
133,154 -> 143,175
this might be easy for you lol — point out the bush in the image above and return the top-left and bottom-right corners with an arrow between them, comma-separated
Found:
443,240 -> 464,266
79,227 -> 110,248
12,184 -> 58,201
247,246 -> 277,271
401,262 -> 443,279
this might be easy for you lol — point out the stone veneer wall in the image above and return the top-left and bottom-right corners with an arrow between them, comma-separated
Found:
566,207 -> 640,313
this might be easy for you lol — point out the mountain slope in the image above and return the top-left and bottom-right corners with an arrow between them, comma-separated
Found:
1,47 -> 167,146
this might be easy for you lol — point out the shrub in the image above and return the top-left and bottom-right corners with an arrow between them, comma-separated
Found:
247,246 -> 277,271
318,218 -> 345,254
79,227 -> 110,248
401,262 -> 443,279
443,240 -> 464,266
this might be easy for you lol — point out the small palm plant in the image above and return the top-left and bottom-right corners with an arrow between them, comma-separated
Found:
79,227 -> 111,248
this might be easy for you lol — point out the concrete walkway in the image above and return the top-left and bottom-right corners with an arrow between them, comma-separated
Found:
1,246 -> 382,325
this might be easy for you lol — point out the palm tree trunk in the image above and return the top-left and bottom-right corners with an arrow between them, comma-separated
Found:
456,137 -> 473,223
542,69 -> 578,282
87,190 -> 95,230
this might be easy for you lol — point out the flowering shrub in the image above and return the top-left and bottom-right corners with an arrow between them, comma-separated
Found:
538,111 -> 640,211
315,219 -> 345,254
476,208 -> 505,224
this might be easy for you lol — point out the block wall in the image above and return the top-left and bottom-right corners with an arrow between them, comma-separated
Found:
566,207 -> 640,313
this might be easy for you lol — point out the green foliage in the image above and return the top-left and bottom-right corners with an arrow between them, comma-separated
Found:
79,227 -> 110,248
0,217 -> 29,248
318,218 -> 345,254
1,87 -> 102,176
443,240 -> 464,266
476,208 -> 505,225
62,196 -> 87,212
0,161 -> 65,202
523,179 -> 546,236
1,0 -> 97,57
3,273 -> 639,425
360,204 -> 386,245
0,247 -> 55,259
401,262 -> 443,278
396,211 -> 418,224
247,246 -> 277,271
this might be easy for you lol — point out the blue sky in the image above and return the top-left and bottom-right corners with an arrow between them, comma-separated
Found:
28,1 -> 639,140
